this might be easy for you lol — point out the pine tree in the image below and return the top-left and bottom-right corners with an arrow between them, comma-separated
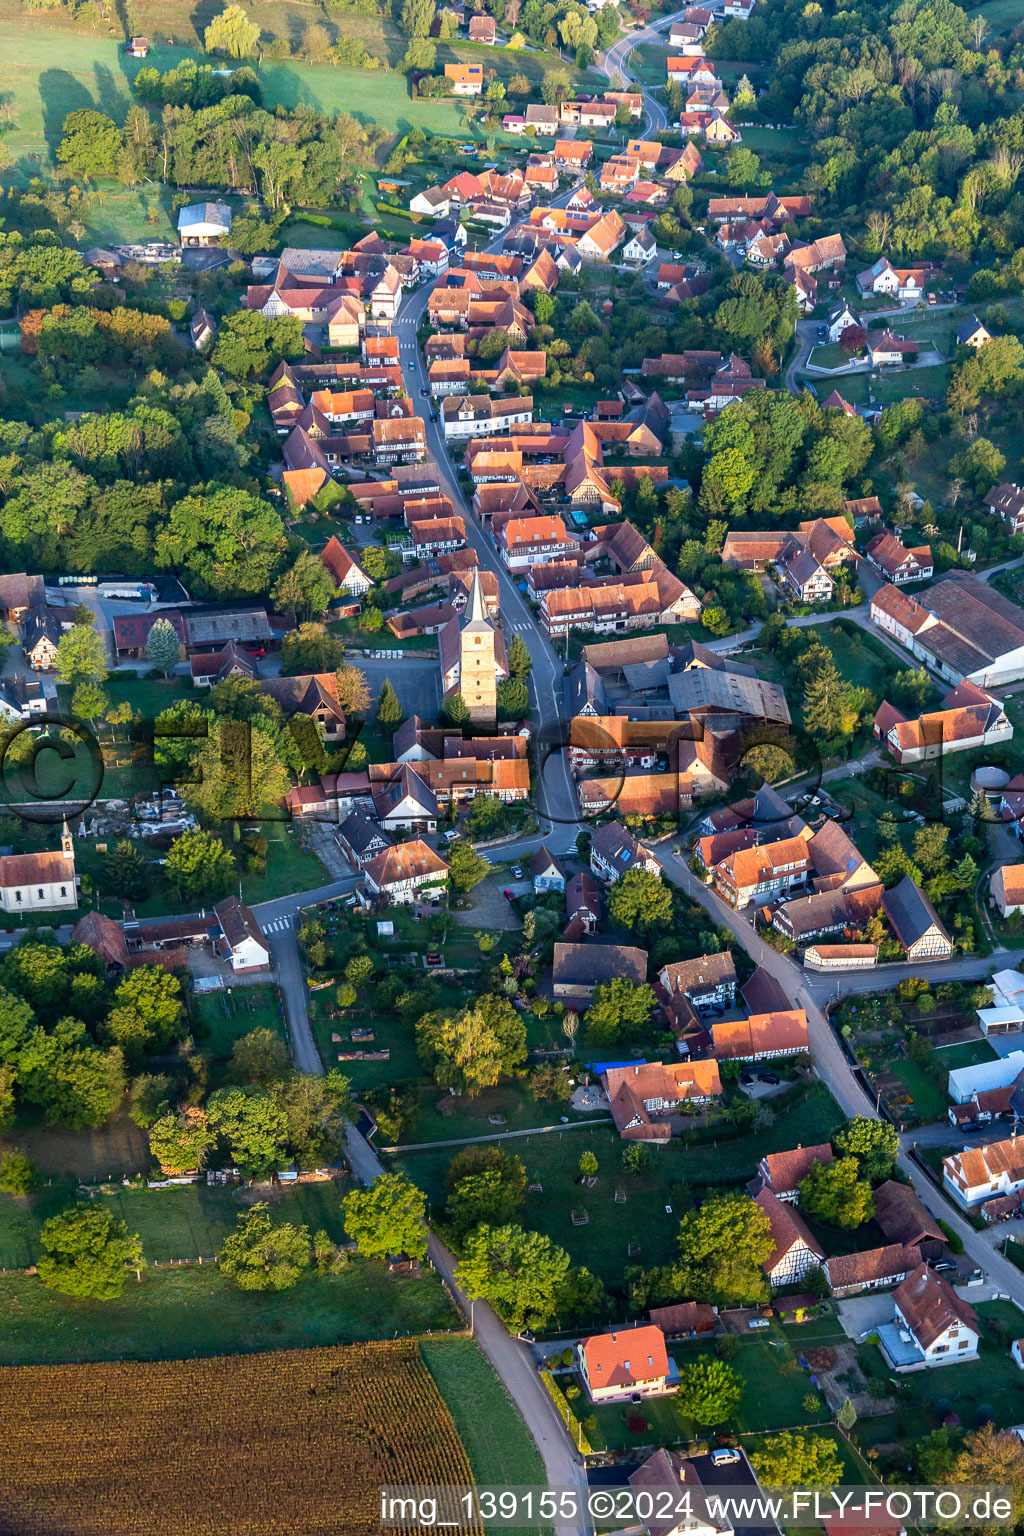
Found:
104,839 -> 149,901
802,656 -> 854,740
507,633 -> 533,681
375,677 -> 403,734
445,692 -> 470,726
146,618 -> 182,677
497,676 -> 529,720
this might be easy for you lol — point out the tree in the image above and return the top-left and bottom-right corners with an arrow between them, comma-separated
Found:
799,1157 -> 874,1229
37,1203 -> 143,1300
952,1424 -> 1024,1528
833,1117 -> 898,1180
165,829 -> 236,903
585,978 -> 656,1045
342,1172 -> 427,1261
376,677 -> 404,734
579,1149 -> 598,1177
18,1019 -> 125,1131
417,994 -> 527,1095
802,656 -> 859,740
455,1223 -> 571,1330
403,37 -> 437,70
206,1085 -> 289,1180
56,624 -> 107,688
57,109 -> 123,180
186,719 -> 291,823
72,681 -> 108,727
0,1150 -> 34,1195
676,1357 -> 743,1425
149,1107 -> 215,1175
400,0 -> 435,33
497,676 -> 529,720
444,692 -> 470,727
204,4 -> 260,57
445,1146 -> 527,1237
271,553 -> 336,624
230,1027 -> 291,1086
507,633 -> 532,681
103,839 -> 149,901
211,312 -> 303,381
333,663 -> 372,715
218,1202 -> 311,1291
277,624 -> 344,677
749,1432 -> 844,1488
145,618 -> 181,677
677,1192 -> 773,1306
447,838 -> 490,893
157,486 -> 287,599
606,869 -> 673,933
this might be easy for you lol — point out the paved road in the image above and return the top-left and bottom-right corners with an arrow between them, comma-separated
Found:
344,1125 -> 592,1535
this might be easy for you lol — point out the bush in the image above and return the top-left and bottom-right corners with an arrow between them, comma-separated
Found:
937,1219 -> 964,1254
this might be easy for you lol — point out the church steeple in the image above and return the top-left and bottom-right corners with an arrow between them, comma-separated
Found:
462,568 -> 491,632
61,817 -> 74,859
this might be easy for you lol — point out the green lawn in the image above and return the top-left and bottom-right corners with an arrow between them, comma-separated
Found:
0,16 -> 596,181
586,1326 -> 832,1450
396,1083 -> 845,1287
808,345 -> 857,371
190,983 -> 286,1059
889,1058 -> 947,1123
421,1336 -> 546,1487
935,1039 -> 998,1071
240,823 -> 328,905
0,1178 -> 352,1270
312,996 -> 423,1094
0,1258 -> 459,1365
857,1300 -> 1024,1450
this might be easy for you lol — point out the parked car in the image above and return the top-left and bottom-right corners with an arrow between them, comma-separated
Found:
758,1071 -> 781,1085
510,864 -> 522,878
711,1449 -> 741,1466
503,888 -> 515,901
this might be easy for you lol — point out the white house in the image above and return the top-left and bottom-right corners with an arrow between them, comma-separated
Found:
442,394 -> 534,443
213,896 -> 270,972
530,846 -> 565,893
623,227 -> 658,265
579,1325 -> 670,1403
359,840 -> 450,905
826,299 -> 862,343
943,1133 -> 1024,1207
855,258 -> 929,301
881,1264 -> 980,1371
0,823 -> 77,914
754,1187 -> 824,1287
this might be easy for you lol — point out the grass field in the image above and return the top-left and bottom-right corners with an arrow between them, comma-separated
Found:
0,1177 -> 351,1270
0,1338 -> 474,1536
421,1336 -> 546,1488
396,1083 -> 845,1287
0,13 -> 595,185
0,1258 -> 459,1365
190,982 -> 286,1059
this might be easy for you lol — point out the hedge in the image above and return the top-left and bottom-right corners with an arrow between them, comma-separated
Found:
540,1369 -> 592,1456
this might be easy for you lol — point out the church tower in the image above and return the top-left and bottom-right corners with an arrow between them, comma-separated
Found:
61,817 -> 74,859
459,570 -> 499,726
